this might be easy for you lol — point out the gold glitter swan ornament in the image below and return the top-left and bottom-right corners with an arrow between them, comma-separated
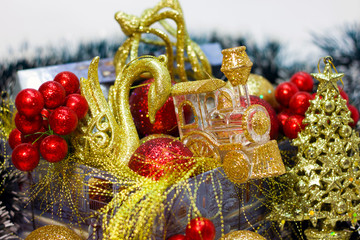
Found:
71,55 -> 172,172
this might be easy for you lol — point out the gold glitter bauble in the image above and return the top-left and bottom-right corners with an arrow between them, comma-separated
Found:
25,225 -> 82,240
220,230 -> 266,240
339,125 -> 352,138
247,74 -> 279,109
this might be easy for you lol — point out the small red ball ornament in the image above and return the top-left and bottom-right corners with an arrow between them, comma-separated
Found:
128,137 -> 194,180
49,106 -> 78,135
289,91 -> 313,115
167,234 -> 188,240
129,79 -> 179,137
277,109 -> 293,133
185,217 -> 216,240
8,128 -> 23,150
40,135 -> 68,163
275,82 -> 299,107
338,86 -> 349,103
347,104 -> 359,128
11,143 -> 40,171
38,81 -> 66,109
65,94 -> 89,120
283,115 -> 305,139
53,71 -> 80,95
15,88 -> 44,118
15,113 -> 43,134
290,71 -> 314,92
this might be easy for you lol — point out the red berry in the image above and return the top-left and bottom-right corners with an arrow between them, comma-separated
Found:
275,82 -> 299,107
65,94 -> 89,120
289,91 -> 313,116
347,104 -> 359,128
11,143 -> 40,171
40,135 -> 68,163
8,128 -> 23,149
38,81 -> 66,109
283,115 -> 305,139
15,88 -> 44,118
290,71 -> 314,92
338,86 -> 349,103
185,217 -> 216,240
15,112 -> 43,134
53,71 -> 80,95
277,109 -> 293,133
49,106 -> 78,135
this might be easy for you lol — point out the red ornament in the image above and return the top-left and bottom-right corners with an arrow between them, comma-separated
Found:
53,71 -> 80,95
129,79 -> 179,137
277,109 -> 293,133
49,106 -> 78,135
290,71 -> 314,92
283,115 -> 305,139
38,81 -> 66,109
15,88 -> 44,118
289,91 -> 313,116
41,108 -> 51,129
347,104 -> 359,128
242,95 -> 279,140
338,86 -> 349,103
168,234 -> 188,240
40,135 -> 68,163
128,137 -> 194,180
11,143 -> 40,171
15,112 -> 43,134
185,217 -> 216,240
275,82 -> 299,107
8,128 -> 23,150
22,127 -> 46,150
65,94 -> 89,120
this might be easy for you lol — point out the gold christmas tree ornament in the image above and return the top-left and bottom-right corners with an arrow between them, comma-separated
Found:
268,56 -> 360,239
113,0 -> 211,82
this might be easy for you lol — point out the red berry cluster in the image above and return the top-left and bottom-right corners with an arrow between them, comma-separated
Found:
275,71 -> 359,139
9,71 -> 88,172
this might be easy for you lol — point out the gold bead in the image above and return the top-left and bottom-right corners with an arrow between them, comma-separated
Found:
339,125 -> 352,138
323,100 -> 335,113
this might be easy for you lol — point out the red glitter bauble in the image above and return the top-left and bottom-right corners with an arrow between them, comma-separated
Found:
129,79 -> 179,137
275,82 -> 299,107
15,112 -> 43,135
22,127 -> 46,150
128,137 -> 194,180
185,217 -> 216,240
38,81 -> 66,109
8,128 -> 23,150
347,104 -> 359,128
65,94 -> 89,120
167,234 -> 188,240
11,143 -> 40,171
49,106 -> 78,135
289,91 -> 313,116
241,95 -> 279,140
277,109 -> 293,133
53,71 -> 80,95
15,88 -> 44,118
283,115 -> 305,139
290,71 -> 314,92
41,108 -> 51,129
40,135 -> 68,163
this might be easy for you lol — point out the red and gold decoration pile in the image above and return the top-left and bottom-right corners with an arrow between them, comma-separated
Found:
269,57 -> 360,239
10,71 -> 88,171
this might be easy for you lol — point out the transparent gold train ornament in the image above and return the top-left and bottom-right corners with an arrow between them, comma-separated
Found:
172,46 -> 286,184
71,55 -> 172,172
113,0 -> 211,82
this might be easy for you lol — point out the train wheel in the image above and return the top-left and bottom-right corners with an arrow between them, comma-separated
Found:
223,150 -> 250,184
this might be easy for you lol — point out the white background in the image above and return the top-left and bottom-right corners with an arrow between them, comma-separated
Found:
1,0 -> 359,62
